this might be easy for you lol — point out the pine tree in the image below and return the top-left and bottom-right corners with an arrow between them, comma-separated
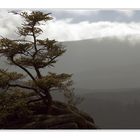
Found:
0,11 -> 72,109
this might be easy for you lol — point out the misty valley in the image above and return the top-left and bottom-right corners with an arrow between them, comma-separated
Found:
52,38 -> 140,128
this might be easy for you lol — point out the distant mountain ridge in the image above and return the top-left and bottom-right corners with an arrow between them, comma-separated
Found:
81,88 -> 140,129
52,87 -> 140,128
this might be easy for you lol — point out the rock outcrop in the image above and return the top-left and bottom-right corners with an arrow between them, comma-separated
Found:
22,100 -> 96,129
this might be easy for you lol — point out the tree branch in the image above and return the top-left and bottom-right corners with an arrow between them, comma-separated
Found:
8,83 -> 36,91
11,57 -> 36,82
13,39 -> 33,43
27,97 -> 42,104
43,55 -> 59,68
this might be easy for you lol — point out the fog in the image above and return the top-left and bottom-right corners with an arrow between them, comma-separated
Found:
52,37 -> 140,89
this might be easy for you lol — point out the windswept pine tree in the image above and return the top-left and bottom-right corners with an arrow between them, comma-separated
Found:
0,11 -> 73,109
0,11 -> 96,129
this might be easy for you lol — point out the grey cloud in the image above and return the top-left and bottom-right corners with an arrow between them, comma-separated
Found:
42,9 -> 140,23
0,9 -> 22,39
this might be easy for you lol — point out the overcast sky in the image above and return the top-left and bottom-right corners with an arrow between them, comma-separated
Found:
1,9 -> 140,42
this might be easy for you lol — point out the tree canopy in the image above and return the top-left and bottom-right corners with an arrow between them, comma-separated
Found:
0,11 -> 73,108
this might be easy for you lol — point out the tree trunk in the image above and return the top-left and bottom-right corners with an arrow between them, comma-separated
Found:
45,91 -> 52,107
